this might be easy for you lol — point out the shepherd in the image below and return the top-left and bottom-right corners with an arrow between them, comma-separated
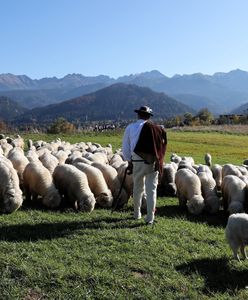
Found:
122,105 -> 167,225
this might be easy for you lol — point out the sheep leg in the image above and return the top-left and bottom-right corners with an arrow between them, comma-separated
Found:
178,193 -> 187,208
24,186 -> 31,203
222,194 -> 228,213
240,244 -> 248,259
32,192 -> 38,202
231,246 -> 240,261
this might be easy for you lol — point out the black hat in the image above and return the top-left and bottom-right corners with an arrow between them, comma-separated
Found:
134,105 -> 153,116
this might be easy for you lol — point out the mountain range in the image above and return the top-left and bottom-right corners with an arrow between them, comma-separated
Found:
1,69 -> 248,123
0,69 -> 248,123
14,83 -> 195,125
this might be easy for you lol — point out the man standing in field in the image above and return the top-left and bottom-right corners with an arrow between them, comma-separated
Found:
122,106 -> 167,225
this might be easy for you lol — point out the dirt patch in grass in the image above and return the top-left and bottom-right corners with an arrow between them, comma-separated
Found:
24,289 -> 46,300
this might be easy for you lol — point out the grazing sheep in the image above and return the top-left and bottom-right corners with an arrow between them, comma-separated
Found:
178,160 -> 197,174
222,164 -> 242,179
157,163 -> 177,197
7,147 -> 29,187
26,148 -> 40,163
198,171 -> 220,214
237,165 -> 248,176
225,213 -> 248,261
73,157 -> 93,165
0,158 -> 23,213
222,175 -> 247,215
211,164 -> 222,191
74,162 -> 113,208
0,139 -> 13,156
175,168 -> 205,215
52,150 -> 68,165
33,140 -> 46,149
170,153 -> 182,164
91,162 -> 129,209
87,152 -> 109,164
65,151 -> 82,164
11,135 -> 25,149
23,163 -> 61,208
116,162 -> 133,198
109,153 -> 124,170
197,164 -> 212,176
182,156 -> 195,166
39,151 -> 59,174
204,153 -> 212,167
53,164 -> 95,212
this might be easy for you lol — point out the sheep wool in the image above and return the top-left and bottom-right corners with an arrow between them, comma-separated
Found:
92,162 -> 129,209
175,168 -> 205,215
74,162 -> 113,208
0,158 -> 23,213
225,213 -> 248,261
53,164 -> 95,212
23,163 -> 61,208
198,171 -> 220,214
222,175 -> 246,215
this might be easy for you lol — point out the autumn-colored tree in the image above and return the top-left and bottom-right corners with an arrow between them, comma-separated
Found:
48,118 -> 76,134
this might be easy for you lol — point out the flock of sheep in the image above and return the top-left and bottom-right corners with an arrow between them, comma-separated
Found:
0,134 -> 248,261
161,152 -> 248,261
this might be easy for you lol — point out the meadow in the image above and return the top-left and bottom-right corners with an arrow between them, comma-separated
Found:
1,128 -> 248,299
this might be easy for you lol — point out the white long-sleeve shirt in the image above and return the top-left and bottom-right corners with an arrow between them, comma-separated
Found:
122,119 -> 147,161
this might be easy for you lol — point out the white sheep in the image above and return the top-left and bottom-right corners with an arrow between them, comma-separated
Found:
7,147 -> 29,187
175,168 -> 205,215
225,213 -> 248,261
222,175 -> 247,215
170,153 -> 182,164
204,153 -> 212,167
26,148 -> 40,163
222,164 -> 242,179
157,163 -> 177,197
52,150 -> 68,165
11,135 -> 25,149
178,160 -> 197,174
91,162 -> 129,209
197,164 -> 212,175
109,154 -> 125,170
211,164 -> 223,191
0,139 -> 13,156
73,157 -> 93,165
53,164 -> 95,212
73,162 -> 113,208
39,151 -> 59,174
0,158 -> 23,213
198,171 -> 220,214
23,163 -> 61,208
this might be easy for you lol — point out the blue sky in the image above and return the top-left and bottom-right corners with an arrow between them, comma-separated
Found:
1,0 -> 248,79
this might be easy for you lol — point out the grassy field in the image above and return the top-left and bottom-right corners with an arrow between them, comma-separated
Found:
1,129 -> 248,299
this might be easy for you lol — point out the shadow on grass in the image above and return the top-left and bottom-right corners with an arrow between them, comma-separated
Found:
176,257 -> 248,294
156,205 -> 228,228
0,216 -> 144,242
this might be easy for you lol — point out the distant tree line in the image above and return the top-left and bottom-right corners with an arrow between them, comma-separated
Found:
2,109 -> 248,134
164,109 -> 214,127
163,108 -> 248,128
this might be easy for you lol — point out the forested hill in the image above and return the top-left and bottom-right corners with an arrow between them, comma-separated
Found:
14,83 -> 195,124
0,96 -> 28,121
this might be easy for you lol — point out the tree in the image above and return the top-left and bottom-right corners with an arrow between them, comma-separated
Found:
183,112 -> 193,126
48,118 -> 76,134
197,108 -> 214,125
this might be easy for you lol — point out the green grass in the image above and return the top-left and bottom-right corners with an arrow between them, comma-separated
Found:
2,129 -> 248,299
